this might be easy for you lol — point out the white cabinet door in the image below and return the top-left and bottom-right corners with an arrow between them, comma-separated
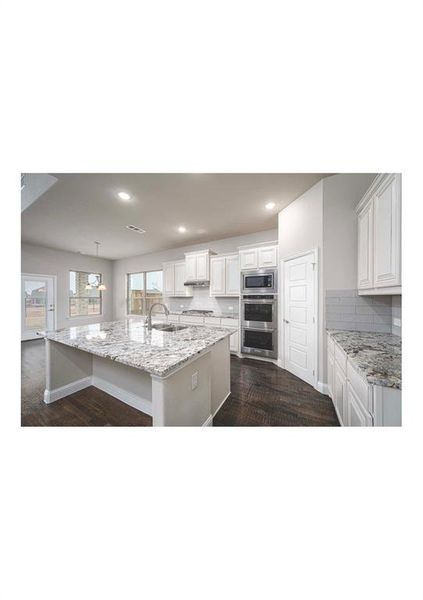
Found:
225,255 -> 240,295
357,201 -> 374,289
229,329 -> 239,353
327,350 -> 334,400
174,262 -> 187,296
185,255 -> 197,281
163,263 -> 174,296
210,257 -> 226,296
258,246 -> 277,268
347,384 -> 372,426
373,174 -> 401,287
196,253 -> 208,280
334,362 -> 346,425
239,249 -> 258,270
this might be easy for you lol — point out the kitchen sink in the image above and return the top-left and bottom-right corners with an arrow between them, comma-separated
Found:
151,323 -> 188,332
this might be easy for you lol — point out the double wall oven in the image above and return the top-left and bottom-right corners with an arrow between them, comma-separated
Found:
241,269 -> 278,359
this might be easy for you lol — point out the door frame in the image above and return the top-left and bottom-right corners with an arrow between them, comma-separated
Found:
21,273 -> 57,340
278,248 -> 318,390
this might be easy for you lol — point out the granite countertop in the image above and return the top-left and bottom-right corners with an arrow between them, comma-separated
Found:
328,330 -> 401,389
41,319 -> 233,378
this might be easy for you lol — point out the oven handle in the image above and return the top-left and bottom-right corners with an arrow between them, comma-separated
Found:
242,300 -> 277,304
242,326 -> 277,332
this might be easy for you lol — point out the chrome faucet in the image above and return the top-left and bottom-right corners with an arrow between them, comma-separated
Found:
147,302 -> 169,330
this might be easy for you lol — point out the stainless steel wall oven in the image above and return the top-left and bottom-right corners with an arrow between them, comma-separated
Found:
241,294 -> 277,358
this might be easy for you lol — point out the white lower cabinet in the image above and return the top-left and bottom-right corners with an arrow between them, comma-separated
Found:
347,383 -> 373,427
327,332 -> 401,426
333,361 -> 346,425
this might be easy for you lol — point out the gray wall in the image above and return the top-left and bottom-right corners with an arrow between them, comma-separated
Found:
112,229 -> 278,320
22,243 -> 114,329
278,174 -> 381,385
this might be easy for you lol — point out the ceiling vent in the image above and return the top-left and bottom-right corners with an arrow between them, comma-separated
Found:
125,225 -> 146,234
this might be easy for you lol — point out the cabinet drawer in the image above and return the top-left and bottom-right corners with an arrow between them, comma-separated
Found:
168,314 -> 179,323
221,317 -> 239,327
180,315 -> 204,325
334,343 -> 347,374
327,334 -> 335,356
347,361 -> 372,413
204,317 -> 221,326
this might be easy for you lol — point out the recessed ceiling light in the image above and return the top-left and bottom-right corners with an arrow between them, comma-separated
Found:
118,191 -> 131,201
178,226 -> 187,233
265,201 -> 276,210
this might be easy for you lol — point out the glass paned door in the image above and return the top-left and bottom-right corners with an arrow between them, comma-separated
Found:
21,275 -> 55,340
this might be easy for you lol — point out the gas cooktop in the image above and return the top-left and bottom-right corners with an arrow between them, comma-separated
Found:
182,309 -> 214,315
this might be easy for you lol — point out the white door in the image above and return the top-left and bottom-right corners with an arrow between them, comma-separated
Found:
357,201 -> 374,289
283,252 -> 316,387
174,262 -> 186,296
258,246 -> 277,268
210,257 -> 226,296
185,255 -> 197,281
225,255 -> 240,296
373,174 -> 401,287
196,253 -> 208,280
21,274 -> 55,341
163,263 -> 175,296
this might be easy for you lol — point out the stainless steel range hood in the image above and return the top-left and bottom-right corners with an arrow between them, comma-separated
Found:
184,280 -> 210,287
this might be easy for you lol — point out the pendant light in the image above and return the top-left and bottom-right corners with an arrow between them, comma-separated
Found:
85,242 -> 107,291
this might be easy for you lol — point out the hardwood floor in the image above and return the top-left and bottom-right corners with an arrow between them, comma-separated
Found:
21,340 -> 339,427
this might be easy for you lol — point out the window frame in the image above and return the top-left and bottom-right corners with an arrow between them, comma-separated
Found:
69,269 -> 103,318
126,269 -> 163,316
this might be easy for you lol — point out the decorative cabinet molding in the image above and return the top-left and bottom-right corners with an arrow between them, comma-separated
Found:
356,174 -> 401,295
239,243 -> 278,270
162,261 -> 193,297
326,332 -> 401,427
210,254 -> 240,297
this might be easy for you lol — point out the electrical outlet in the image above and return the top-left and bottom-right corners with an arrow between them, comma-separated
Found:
393,317 -> 401,327
191,371 -> 198,390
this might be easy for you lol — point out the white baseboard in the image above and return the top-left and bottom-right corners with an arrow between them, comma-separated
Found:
202,414 -> 213,427
43,376 -> 92,404
316,381 -> 329,395
91,375 -> 153,416
212,391 -> 231,418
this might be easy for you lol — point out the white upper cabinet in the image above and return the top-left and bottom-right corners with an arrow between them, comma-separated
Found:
185,254 -> 197,281
210,257 -> 226,295
210,254 -> 240,297
239,248 -> 258,270
225,255 -> 240,295
239,243 -> 278,271
174,261 -> 187,296
356,174 -> 401,294
258,245 -> 278,268
357,200 -> 373,289
162,261 -> 192,297
184,250 -> 213,282
373,175 -> 401,288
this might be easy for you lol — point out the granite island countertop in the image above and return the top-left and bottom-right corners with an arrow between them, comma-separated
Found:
41,319 -> 233,378
328,330 -> 401,389
166,311 -> 239,320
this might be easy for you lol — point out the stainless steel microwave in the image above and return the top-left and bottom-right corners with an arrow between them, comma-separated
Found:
241,269 -> 277,294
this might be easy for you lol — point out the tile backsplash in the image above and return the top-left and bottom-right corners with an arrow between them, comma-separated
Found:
325,290 -> 400,334
392,295 -> 402,336
165,287 -> 240,315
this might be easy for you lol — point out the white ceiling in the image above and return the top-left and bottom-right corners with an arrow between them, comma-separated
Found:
21,173 -> 330,260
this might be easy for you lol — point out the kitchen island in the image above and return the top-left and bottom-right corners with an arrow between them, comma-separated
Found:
41,319 -> 234,426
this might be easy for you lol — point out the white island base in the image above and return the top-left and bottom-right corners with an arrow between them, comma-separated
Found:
43,337 -> 231,426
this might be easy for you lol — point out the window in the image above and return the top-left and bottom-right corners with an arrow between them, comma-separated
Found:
69,271 -> 102,317
127,270 -> 163,315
